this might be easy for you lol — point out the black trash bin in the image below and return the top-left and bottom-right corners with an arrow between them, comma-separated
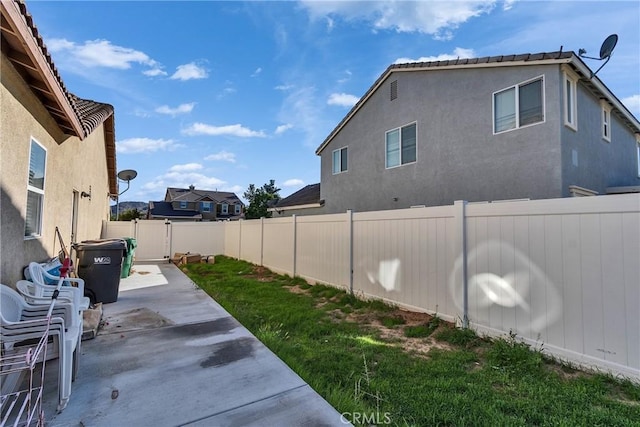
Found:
74,239 -> 126,304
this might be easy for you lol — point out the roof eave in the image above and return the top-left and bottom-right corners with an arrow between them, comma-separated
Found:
1,0 -> 84,138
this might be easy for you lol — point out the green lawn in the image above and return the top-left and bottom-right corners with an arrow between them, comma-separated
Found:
183,256 -> 640,426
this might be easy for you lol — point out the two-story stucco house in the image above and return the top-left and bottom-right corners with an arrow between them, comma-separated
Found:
1,0 -> 118,285
147,185 -> 244,221
315,51 -> 640,214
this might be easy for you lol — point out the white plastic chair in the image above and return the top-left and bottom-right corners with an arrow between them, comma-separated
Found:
17,279 -> 89,312
0,284 -> 79,411
27,262 -> 87,305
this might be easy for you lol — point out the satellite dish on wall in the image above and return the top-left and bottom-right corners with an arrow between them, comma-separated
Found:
117,169 -> 137,182
578,34 -> 618,78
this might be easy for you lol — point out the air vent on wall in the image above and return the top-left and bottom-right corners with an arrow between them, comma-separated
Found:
390,80 -> 398,101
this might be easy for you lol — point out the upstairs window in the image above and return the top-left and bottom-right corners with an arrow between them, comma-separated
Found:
221,203 -> 228,215
25,139 -> 46,238
601,101 -> 611,142
201,202 -> 212,212
332,147 -> 348,174
234,204 -> 241,215
494,77 -> 544,133
386,122 -> 416,168
179,201 -> 187,209
563,70 -> 578,130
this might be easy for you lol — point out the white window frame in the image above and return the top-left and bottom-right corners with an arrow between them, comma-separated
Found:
385,122 -> 417,169
493,75 -> 545,134
234,204 -> 241,215
221,203 -> 228,215
25,138 -> 46,239
332,146 -> 348,174
637,136 -> 640,178
601,100 -> 611,142
563,68 -> 578,131
201,201 -> 212,212
179,201 -> 187,209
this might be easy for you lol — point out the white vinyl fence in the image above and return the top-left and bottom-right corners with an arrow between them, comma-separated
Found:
102,194 -> 639,380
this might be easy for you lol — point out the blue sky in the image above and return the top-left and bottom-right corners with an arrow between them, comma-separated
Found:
27,0 -> 640,203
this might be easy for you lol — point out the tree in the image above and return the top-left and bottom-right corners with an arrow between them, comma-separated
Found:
243,179 -> 281,219
114,208 -> 142,221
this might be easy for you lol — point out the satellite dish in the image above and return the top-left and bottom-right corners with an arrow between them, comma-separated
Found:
599,34 -> 618,60
578,34 -> 618,78
117,169 -> 137,182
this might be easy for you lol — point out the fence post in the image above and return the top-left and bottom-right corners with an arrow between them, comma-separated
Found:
260,217 -> 264,266
292,215 -> 297,277
454,200 -> 469,328
348,209 -> 354,294
238,219 -> 242,260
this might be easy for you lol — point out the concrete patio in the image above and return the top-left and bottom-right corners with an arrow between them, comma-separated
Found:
40,261 -> 347,426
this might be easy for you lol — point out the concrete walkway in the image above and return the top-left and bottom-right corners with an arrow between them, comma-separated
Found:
42,261 -> 347,426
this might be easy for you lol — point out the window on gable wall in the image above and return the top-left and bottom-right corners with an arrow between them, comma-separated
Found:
180,201 -> 187,209
25,139 -> 46,238
563,70 -> 578,130
332,147 -> 348,174
201,202 -> 211,212
234,204 -> 241,215
386,123 -> 416,168
221,203 -> 228,215
494,77 -> 544,133
601,100 -> 611,142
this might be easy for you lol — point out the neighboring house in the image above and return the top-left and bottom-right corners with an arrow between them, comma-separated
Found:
269,183 -> 324,217
315,51 -> 640,214
147,185 -> 244,221
1,0 -> 118,285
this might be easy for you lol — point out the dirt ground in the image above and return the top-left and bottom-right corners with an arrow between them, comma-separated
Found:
285,281 -> 455,356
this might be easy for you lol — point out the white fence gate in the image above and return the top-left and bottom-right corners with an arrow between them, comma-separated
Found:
101,219 -> 225,260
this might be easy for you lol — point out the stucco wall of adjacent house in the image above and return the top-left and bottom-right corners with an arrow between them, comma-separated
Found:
560,71 -> 640,195
1,55 -> 112,285
319,64 -> 564,214
270,206 -> 326,218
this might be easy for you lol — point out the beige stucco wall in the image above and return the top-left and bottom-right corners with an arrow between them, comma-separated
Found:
1,53 -> 112,285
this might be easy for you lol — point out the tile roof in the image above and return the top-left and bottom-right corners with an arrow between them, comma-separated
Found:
148,202 -> 202,219
71,94 -> 115,138
315,50 -> 639,154
275,183 -> 321,208
165,187 -> 244,205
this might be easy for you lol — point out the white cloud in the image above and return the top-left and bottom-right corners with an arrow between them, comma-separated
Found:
252,67 -> 263,77
143,68 -> 168,77
327,93 -> 360,107
155,103 -> 195,116
394,47 -> 476,64
116,137 -> 183,154
171,62 -> 208,80
621,94 -> 640,118
205,151 -> 237,163
283,179 -> 304,187
182,123 -> 266,138
338,70 -> 352,84
224,185 -> 245,194
168,163 -> 203,172
46,38 -> 161,72
141,172 -> 227,195
275,124 -> 294,134
278,86 -> 332,147
300,1 -> 496,39
275,84 -> 294,91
